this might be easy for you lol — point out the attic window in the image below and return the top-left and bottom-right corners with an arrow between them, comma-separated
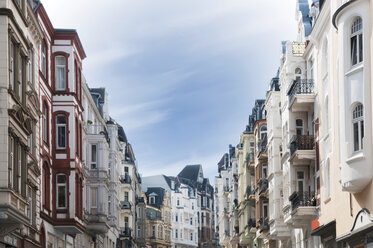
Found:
150,196 -> 155,204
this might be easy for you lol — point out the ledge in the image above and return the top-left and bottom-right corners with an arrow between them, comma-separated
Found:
346,152 -> 365,164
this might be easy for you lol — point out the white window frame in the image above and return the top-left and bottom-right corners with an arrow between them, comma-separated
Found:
55,55 -> 66,91
352,103 -> 364,152
350,17 -> 363,67
56,174 -> 67,209
56,115 -> 67,149
90,144 -> 97,169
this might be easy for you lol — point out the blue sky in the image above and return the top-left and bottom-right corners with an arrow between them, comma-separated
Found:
42,0 -> 297,182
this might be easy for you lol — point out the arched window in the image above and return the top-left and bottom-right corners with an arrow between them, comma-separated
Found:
41,40 -> 47,77
56,115 -> 67,149
56,174 -> 67,209
352,104 -> 364,151
42,102 -> 48,143
351,17 -> 363,66
55,56 -> 66,90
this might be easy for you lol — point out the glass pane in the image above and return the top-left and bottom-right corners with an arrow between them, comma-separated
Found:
359,34 -> 363,63
55,56 -> 66,66
91,145 -> 96,162
298,181 -> 304,193
360,120 -> 364,149
58,126 -> 66,148
354,122 -> 359,151
297,171 -> 304,179
56,115 -> 66,124
351,36 -> 357,65
57,185 -> 66,207
296,119 -> 303,126
57,174 -> 66,183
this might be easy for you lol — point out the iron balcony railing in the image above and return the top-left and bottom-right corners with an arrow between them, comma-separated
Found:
121,227 -> 132,237
120,201 -> 132,210
119,174 -> 132,184
288,79 -> 314,104
258,178 -> 268,194
289,135 -> 315,156
259,217 -> 269,232
289,191 -> 316,211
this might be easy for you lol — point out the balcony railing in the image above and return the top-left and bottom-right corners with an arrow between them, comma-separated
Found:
120,201 -> 132,210
289,191 -> 316,211
86,124 -> 109,142
258,178 -> 268,194
288,79 -> 314,104
119,174 -> 132,184
259,217 -> 269,232
289,135 -> 314,156
121,227 -> 132,237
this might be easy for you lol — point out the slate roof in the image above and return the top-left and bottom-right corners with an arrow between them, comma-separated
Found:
177,164 -> 201,182
145,187 -> 165,209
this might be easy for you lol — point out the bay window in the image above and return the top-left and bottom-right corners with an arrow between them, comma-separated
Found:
56,115 -> 67,149
56,174 -> 67,209
55,55 -> 66,91
352,104 -> 364,152
351,17 -> 363,66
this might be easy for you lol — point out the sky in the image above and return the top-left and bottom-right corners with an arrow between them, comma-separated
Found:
41,0 -> 297,183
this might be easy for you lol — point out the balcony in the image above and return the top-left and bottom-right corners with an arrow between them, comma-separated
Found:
120,174 -> 132,184
285,191 -> 317,227
289,135 -> 315,164
287,79 -> 315,112
120,201 -> 132,210
258,217 -> 269,233
120,227 -> 132,238
246,186 -> 256,201
86,124 -> 109,142
258,178 -> 268,195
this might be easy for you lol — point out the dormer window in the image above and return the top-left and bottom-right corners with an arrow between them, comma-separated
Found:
55,55 -> 66,91
150,196 -> 155,204
351,17 -> 363,66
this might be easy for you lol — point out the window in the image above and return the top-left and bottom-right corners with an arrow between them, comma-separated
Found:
297,171 -> 305,193
262,163 -> 268,178
124,216 -> 129,229
137,226 -> 141,238
41,40 -> 47,77
152,225 -> 156,237
55,56 -> 66,90
17,145 -> 21,193
296,119 -> 303,135
260,125 -> 267,141
108,195 -> 111,215
42,102 -> 48,143
42,163 -> 50,209
9,136 -> 14,189
91,144 -> 97,169
324,97 -> 329,134
295,67 -> 302,83
124,191 -> 129,202
10,41 -> 15,90
190,232 -> 193,241
56,115 -> 67,149
150,196 -> 155,204
352,104 -> 364,151
175,229 -> 178,239
350,17 -> 363,66
91,188 -> 97,208
28,50 -> 33,84
190,217 -> 193,225
17,52 -> 24,101
56,174 -> 67,209
262,200 -> 268,219
175,213 -> 178,222
177,198 -> 180,206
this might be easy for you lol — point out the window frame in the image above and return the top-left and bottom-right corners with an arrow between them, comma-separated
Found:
54,55 -> 67,91
56,114 -> 67,150
350,17 -> 363,67
352,103 -> 364,152
56,173 -> 67,209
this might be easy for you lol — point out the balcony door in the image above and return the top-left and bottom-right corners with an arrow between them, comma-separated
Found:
296,119 -> 304,135
297,171 -> 305,193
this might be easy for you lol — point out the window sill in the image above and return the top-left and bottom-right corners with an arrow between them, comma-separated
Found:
346,152 -> 365,164
345,63 -> 363,76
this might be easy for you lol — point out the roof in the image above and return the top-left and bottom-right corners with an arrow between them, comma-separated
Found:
177,164 -> 201,182
142,175 -> 171,192
145,187 -> 166,208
